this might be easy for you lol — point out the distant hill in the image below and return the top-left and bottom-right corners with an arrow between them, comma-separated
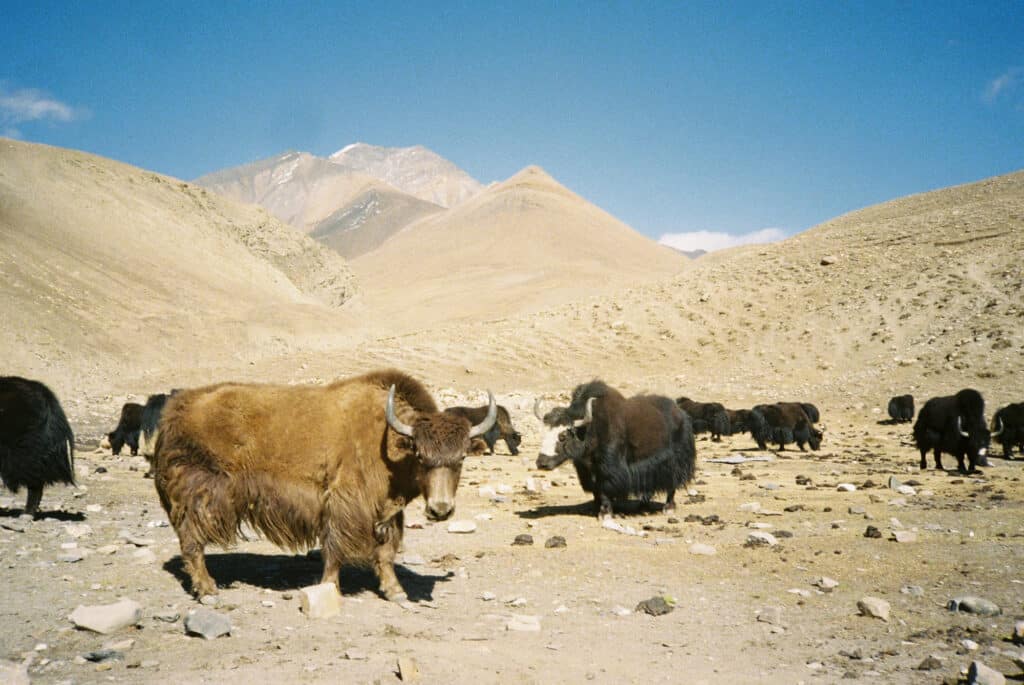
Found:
350,165 -> 686,332
0,138 -> 357,397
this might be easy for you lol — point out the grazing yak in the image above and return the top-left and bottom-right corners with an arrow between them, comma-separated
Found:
990,402 -> 1023,459
887,395 -> 915,423
0,376 -> 75,515
154,369 -> 495,600
139,391 -> 179,477
752,402 -> 823,451
675,397 -> 729,441
723,407 -> 770,448
534,381 -> 696,517
445,403 -> 521,455
108,402 -> 143,456
913,388 -> 990,473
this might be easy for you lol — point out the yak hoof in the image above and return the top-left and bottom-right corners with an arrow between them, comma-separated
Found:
663,502 -> 677,514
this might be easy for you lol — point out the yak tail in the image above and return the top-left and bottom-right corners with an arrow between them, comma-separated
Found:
598,426 -> 696,501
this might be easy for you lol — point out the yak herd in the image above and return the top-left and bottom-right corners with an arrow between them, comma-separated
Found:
0,371 -> 1021,601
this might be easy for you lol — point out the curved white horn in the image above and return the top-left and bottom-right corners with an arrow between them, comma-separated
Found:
992,416 -> 1003,438
468,392 -> 498,439
956,416 -> 969,438
385,385 -> 415,437
533,397 -> 546,422
574,397 -> 595,427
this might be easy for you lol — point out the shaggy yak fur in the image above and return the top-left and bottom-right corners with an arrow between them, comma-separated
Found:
154,369 -> 495,600
445,404 -> 521,455
991,402 -> 1024,459
0,376 -> 75,515
722,407 -> 770,448
535,381 -> 696,516
752,402 -> 823,451
887,395 -> 915,423
674,397 -> 730,441
913,388 -> 990,474
108,402 -> 143,456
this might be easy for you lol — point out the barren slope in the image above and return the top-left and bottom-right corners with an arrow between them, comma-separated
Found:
0,138 -> 358,400
350,166 -> 686,332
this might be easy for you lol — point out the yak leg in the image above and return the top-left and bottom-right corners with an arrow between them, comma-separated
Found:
178,526 -> 217,598
663,488 -> 677,513
955,450 -> 968,474
374,511 -> 406,601
932,448 -> 944,471
919,449 -> 928,470
24,487 -> 42,516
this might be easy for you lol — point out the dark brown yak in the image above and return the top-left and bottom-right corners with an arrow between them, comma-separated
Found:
153,369 -> 495,600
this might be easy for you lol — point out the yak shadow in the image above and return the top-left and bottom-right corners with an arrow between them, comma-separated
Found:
876,418 -> 913,426
0,506 -> 85,521
517,498 -> 668,520
162,552 -> 450,602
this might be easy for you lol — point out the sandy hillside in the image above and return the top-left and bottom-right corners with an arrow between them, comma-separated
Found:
0,138 -> 358,403
350,165 -> 687,332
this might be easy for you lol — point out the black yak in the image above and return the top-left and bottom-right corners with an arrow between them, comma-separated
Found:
990,402 -> 1023,459
913,388 -> 990,473
887,395 -> 915,423
752,402 -> 822,451
445,404 -> 521,455
108,402 -> 143,456
534,381 -> 696,517
675,397 -> 730,441
0,376 -> 75,515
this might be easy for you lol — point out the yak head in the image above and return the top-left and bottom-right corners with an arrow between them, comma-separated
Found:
385,385 -> 496,522
506,429 -> 522,456
108,431 -> 125,456
956,415 -> 991,467
534,397 -> 593,470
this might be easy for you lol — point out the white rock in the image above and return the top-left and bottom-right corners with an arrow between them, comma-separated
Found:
891,530 -> 918,543
896,484 -> 916,496
813,577 -> 839,592
63,523 -> 92,538
746,532 -> 778,547
132,548 -> 157,564
299,583 -> 342,619
447,520 -> 477,534
689,543 -> 717,556
480,591 -> 496,601
857,597 -> 890,622
962,639 -> 979,651
739,502 -> 761,512
506,614 -> 541,631
68,599 -> 142,634
967,660 -> 1006,685
836,483 -> 857,492
477,486 -> 496,498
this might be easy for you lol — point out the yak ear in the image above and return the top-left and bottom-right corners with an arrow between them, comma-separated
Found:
543,407 -> 573,426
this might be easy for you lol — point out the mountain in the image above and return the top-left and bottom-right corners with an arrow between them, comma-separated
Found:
309,185 -> 445,259
193,151 -> 384,232
0,138 -> 357,397
329,143 -> 483,208
350,165 -> 686,332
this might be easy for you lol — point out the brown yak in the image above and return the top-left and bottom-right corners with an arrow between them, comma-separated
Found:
153,369 -> 495,600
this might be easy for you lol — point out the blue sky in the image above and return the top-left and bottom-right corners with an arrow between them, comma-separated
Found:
4,2 -> 1022,250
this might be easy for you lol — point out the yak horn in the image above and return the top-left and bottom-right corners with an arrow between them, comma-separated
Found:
992,416 -> 1003,438
468,392 -> 498,439
956,416 -> 969,438
574,397 -> 595,427
533,397 -> 546,422
385,385 -> 415,437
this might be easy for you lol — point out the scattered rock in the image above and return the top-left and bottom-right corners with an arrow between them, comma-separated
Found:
152,611 -> 180,623
900,585 -> 924,597
69,599 -> 142,634
1012,620 -> 1024,645
63,523 -> 92,538
635,597 -> 674,616
891,530 -> 918,543
756,606 -> 783,626
344,649 -> 369,661
299,583 -> 342,619
916,655 -> 942,670
739,502 -> 761,512
544,536 -> 567,549
506,615 -> 541,632
745,532 -> 778,548
836,483 -> 857,492
967,660 -> 1006,685
0,657 -> 30,685
512,534 -> 533,546
813,577 -> 839,592
689,543 -> 716,556
601,518 -> 645,536
948,596 -> 1001,616
857,597 -> 890,622
397,656 -> 420,682
184,609 -> 231,639
480,591 -> 496,601
864,526 -> 882,539
447,520 -> 477,534
848,506 -> 865,515
0,521 -> 26,533
820,255 -> 838,265
896,484 -> 917,496
83,649 -> 124,663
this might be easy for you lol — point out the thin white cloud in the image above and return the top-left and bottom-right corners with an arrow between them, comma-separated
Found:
983,67 -> 1022,104
658,227 -> 787,253
0,86 -> 81,138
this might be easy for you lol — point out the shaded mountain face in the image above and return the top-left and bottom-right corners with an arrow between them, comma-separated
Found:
329,143 -> 483,208
310,186 -> 444,259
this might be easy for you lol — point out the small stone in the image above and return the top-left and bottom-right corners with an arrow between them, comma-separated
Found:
961,639 -> 979,651
85,504 -> 103,513
891,530 -> 918,543
745,532 -> 778,548
967,660 -> 1006,685
447,520 -> 476,534
344,649 -> 369,660
132,548 -> 158,564
757,606 -> 782,625
611,606 -> 632,617
896,484 -> 916,496
836,483 -> 857,492
813,577 -> 839,592
739,502 -> 761,512
864,526 -> 882,539
821,255 -> 838,265
184,609 -> 231,639
83,649 -> 124,663
544,536 -> 567,549
848,506 -> 865,515
635,597 -> 674,616
401,553 -> 426,566
901,585 -> 924,597
916,655 -> 942,670
688,543 -> 716,556
506,614 -> 541,632
480,591 -> 496,601
857,597 -> 890,622
512,534 -> 533,546
199,594 -> 219,606
69,599 -> 143,634
299,583 -> 342,619
397,656 -> 420,682
1012,620 -> 1024,644
59,552 -> 85,563
888,476 -> 902,490
948,596 -> 1001,617
261,600 -> 275,608
153,611 -> 180,623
